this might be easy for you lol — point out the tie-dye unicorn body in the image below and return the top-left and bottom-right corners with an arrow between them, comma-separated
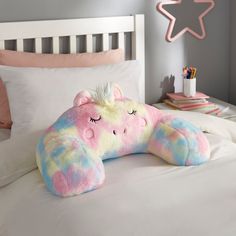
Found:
36,84 -> 210,197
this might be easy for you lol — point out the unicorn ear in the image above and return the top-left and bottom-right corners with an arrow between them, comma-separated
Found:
111,83 -> 123,100
73,90 -> 93,107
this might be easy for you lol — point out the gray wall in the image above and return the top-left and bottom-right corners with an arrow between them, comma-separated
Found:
146,0 -> 230,103
230,0 -> 236,105
0,0 -> 230,104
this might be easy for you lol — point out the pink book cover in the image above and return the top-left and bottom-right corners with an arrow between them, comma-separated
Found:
167,92 -> 210,101
177,101 -> 215,109
181,104 -> 216,111
206,107 -> 221,115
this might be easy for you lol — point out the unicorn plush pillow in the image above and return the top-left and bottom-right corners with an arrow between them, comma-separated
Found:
36,84 -> 210,197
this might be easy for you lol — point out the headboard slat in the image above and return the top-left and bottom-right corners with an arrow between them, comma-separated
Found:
35,38 -> 42,53
52,37 -> 59,54
102,33 -> 109,51
69,36 -> 76,53
16,39 -> 24,52
118,32 -> 125,50
86,34 -> 93,53
0,40 -> 4,50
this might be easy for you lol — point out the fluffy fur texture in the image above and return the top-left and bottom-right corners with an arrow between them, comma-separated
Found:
36,84 -> 210,197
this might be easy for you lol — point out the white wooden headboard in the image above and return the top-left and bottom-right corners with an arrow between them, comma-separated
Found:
0,14 -> 145,101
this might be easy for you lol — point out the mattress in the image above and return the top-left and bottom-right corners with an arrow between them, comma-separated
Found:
1,112 -> 236,236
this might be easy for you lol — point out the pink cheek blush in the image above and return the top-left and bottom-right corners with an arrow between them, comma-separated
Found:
84,128 -> 95,139
139,117 -> 147,127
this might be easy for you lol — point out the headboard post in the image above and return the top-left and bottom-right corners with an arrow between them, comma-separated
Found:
132,14 -> 145,103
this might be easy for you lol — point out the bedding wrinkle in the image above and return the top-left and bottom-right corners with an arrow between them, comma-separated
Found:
165,110 -> 236,143
0,131 -> 43,187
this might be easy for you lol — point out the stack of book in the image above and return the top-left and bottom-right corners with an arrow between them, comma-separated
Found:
164,92 -> 221,115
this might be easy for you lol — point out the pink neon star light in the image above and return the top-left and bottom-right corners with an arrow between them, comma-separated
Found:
157,0 -> 215,42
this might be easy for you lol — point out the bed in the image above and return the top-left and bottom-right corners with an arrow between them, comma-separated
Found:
1,15 -> 236,236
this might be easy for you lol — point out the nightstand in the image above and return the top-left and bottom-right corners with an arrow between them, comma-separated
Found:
153,97 -> 236,123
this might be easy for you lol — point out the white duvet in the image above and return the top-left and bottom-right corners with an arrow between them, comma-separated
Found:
1,111 -> 236,236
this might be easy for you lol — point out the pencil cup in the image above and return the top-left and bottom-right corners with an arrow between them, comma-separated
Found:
183,78 -> 196,97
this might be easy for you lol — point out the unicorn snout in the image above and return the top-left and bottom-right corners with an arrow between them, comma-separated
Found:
112,128 -> 127,136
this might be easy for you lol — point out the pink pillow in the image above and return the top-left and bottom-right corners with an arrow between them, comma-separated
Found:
0,49 -> 124,68
0,49 -> 124,129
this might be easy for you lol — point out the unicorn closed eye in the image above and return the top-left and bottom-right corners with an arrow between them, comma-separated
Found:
36,83 -> 210,197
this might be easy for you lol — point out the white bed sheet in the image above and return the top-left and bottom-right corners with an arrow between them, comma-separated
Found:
1,133 -> 236,236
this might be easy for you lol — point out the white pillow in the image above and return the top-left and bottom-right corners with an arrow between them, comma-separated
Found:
0,61 -> 142,137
